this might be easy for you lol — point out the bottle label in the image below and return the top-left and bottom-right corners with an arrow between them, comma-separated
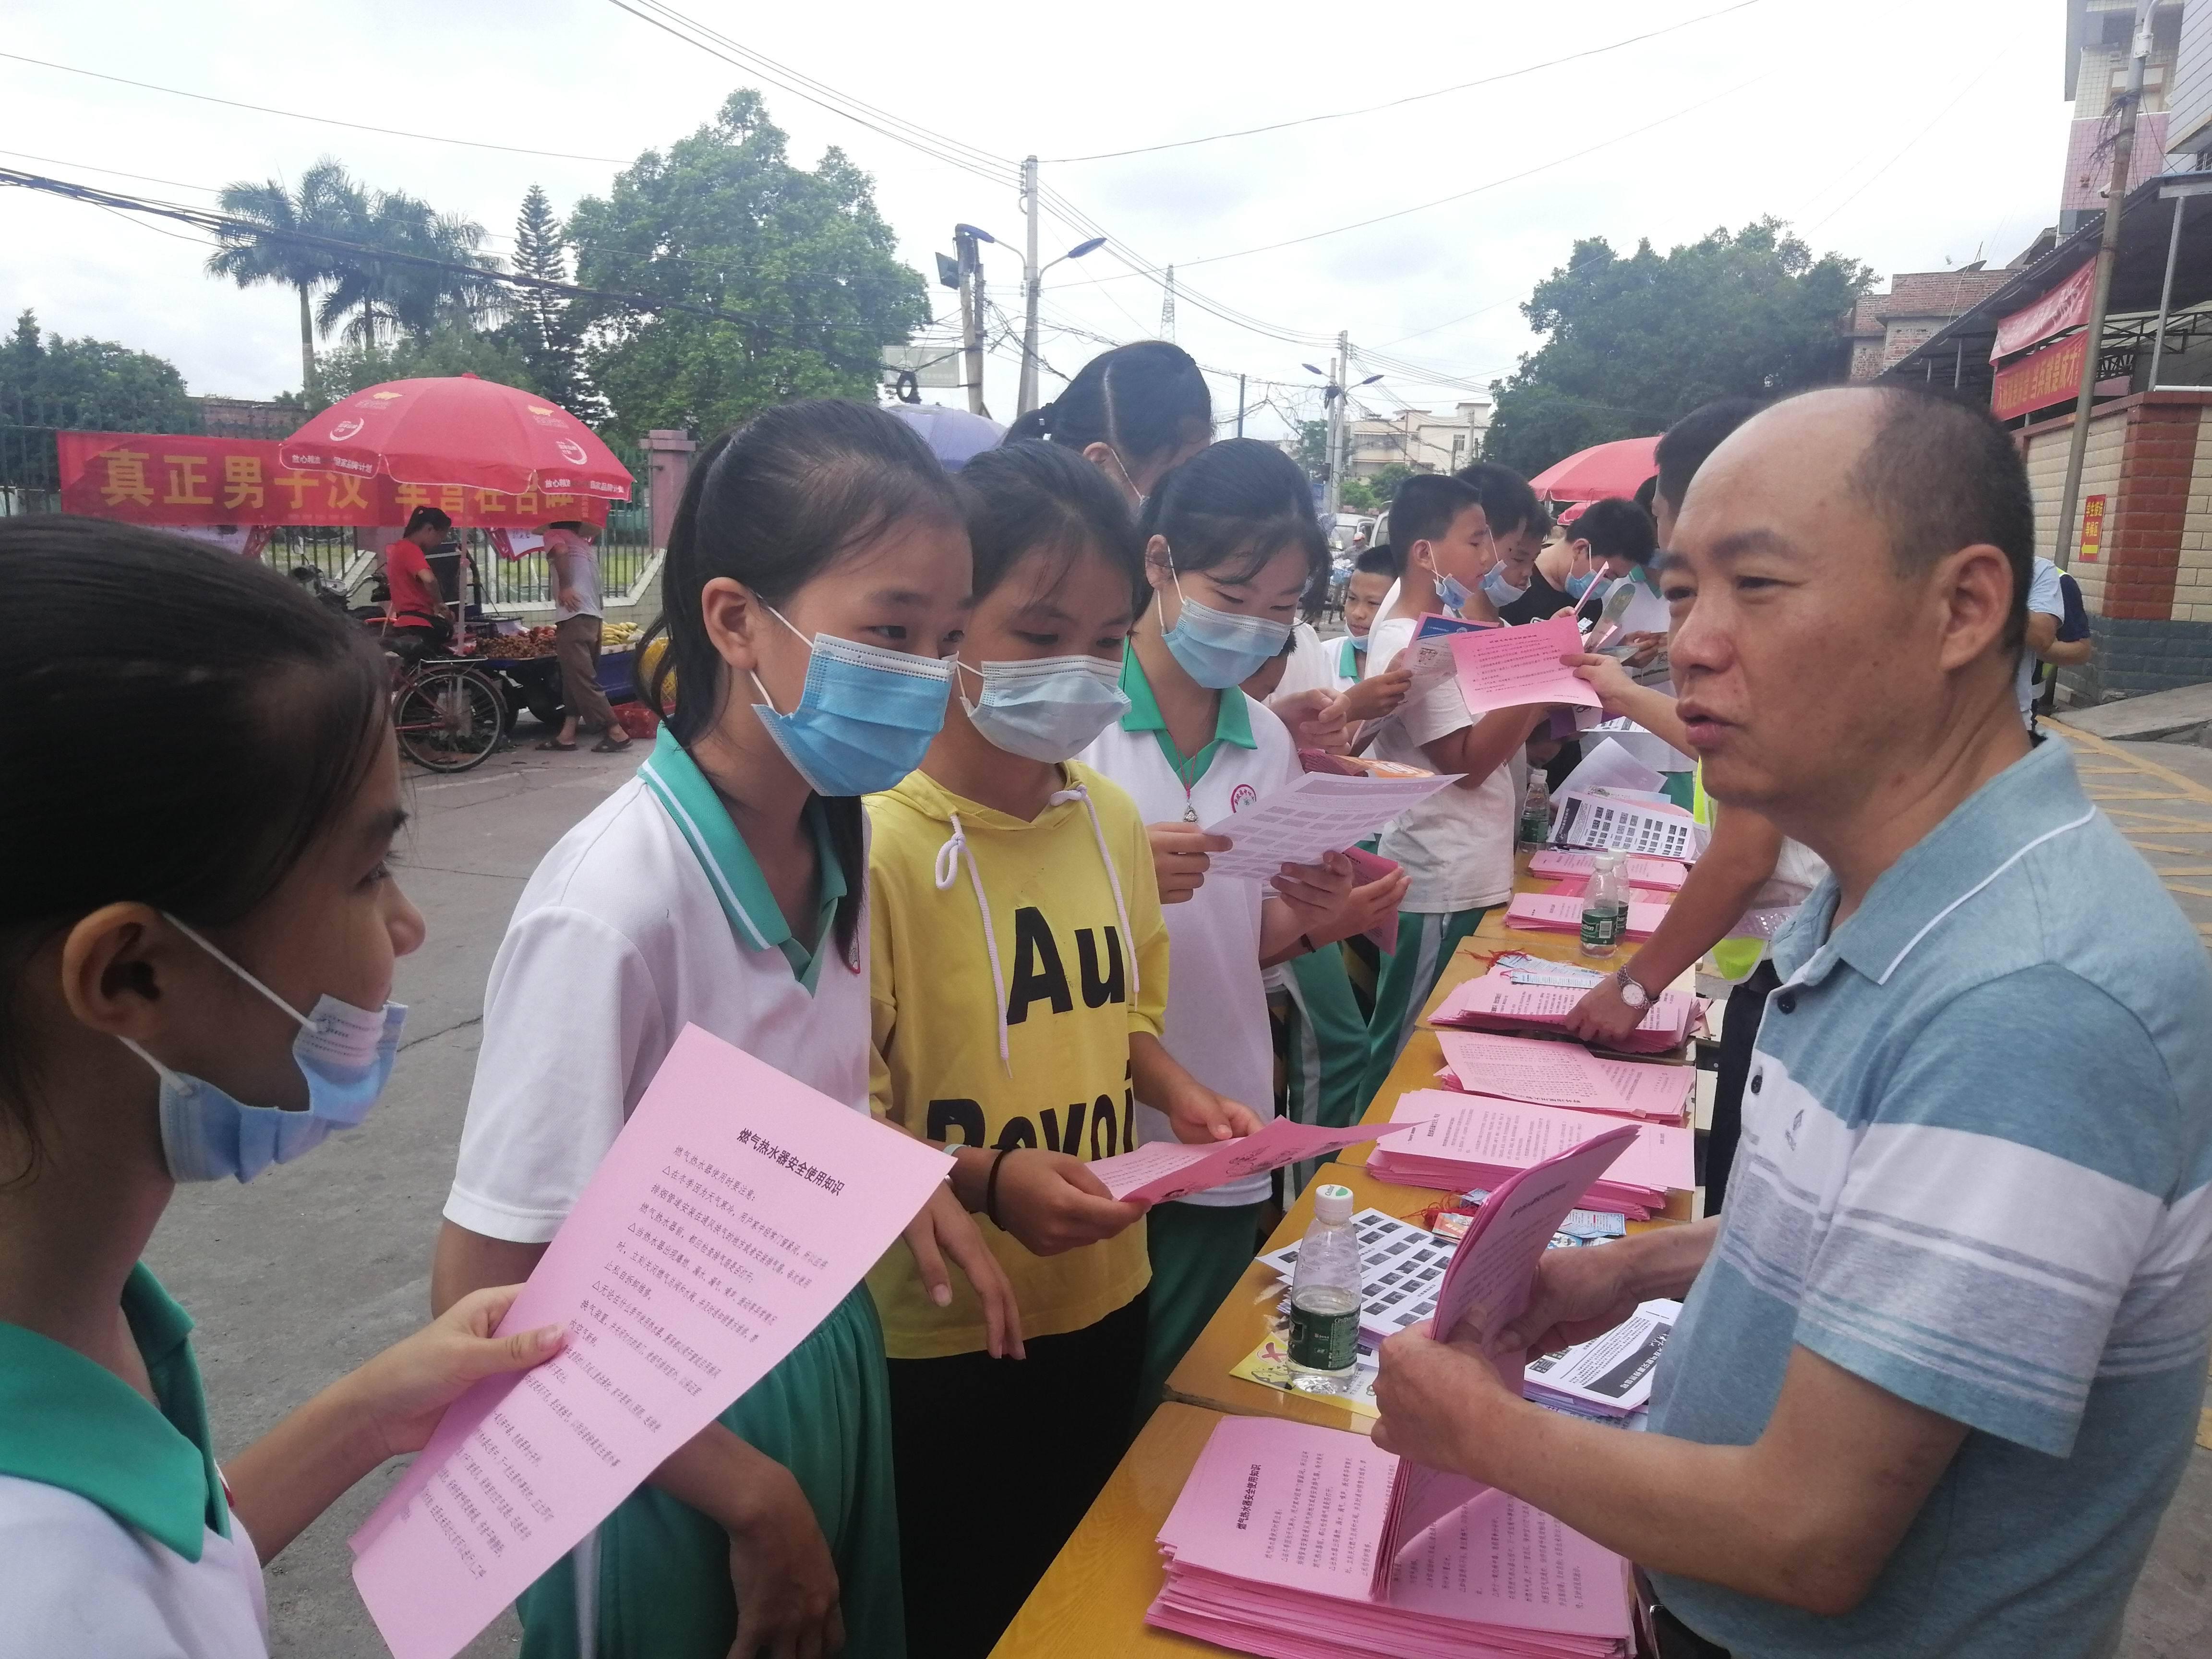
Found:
1518,806 -> 1549,845
1287,1295 -> 1360,1372
1580,902 -> 1625,951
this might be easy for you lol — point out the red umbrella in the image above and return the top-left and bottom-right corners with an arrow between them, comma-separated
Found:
278,374 -> 632,502
1527,435 -> 1659,503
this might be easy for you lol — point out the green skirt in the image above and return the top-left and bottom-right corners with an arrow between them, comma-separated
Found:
516,1285 -> 905,1659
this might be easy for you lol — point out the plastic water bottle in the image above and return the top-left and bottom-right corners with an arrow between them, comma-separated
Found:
1581,848 -> 1628,959
1287,1183 -> 1362,1377
1517,769 -> 1551,848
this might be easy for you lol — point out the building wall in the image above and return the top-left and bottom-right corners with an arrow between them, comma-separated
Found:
2022,390 -> 2212,700
2169,0 -> 2212,158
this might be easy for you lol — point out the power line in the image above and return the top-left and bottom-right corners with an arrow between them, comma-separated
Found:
1043,0 -> 1765,163
0,50 -> 630,164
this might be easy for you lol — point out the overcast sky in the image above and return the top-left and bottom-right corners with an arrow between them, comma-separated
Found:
2,0 -> 2074,441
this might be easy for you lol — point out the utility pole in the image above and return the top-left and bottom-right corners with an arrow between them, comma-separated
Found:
1236,373 -> 1246,438
1017,156 -> 1042,419
1160,266 -> 1177,341
1324,330 -> 1348,517
956,225 -> 988,418
2055,0 -> 2155,571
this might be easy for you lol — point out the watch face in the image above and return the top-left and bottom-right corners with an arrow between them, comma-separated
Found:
1618,974 -> 1649,1008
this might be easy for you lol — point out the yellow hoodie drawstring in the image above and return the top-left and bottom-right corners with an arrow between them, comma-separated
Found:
1049,782 -> 1140,1005
934,811 -> 1012,1072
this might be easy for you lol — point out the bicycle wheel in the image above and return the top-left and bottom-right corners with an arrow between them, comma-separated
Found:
394,667 -> 506,773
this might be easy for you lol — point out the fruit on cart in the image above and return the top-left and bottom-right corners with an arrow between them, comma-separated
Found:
601,620 -> 641,646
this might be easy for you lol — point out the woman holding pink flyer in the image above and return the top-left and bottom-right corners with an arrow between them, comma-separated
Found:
434,402 -> 1010,1659
1081,440 -> 1405,1424
0,522 -> 569,1658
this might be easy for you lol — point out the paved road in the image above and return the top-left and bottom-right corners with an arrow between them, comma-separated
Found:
141,729 -> 2212,1657
143,741 -> 647,1659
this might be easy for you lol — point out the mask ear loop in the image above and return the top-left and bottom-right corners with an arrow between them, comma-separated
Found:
750,602 -> 815,716
162,914 -> 313,1034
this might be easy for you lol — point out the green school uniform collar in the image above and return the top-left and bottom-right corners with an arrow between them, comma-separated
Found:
638,725 -> 849,991
1117,638 -> 1254,784
0,1264 -> 228,1559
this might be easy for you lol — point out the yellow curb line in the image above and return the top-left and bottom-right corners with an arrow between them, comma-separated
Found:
2054,724 -> 2212,804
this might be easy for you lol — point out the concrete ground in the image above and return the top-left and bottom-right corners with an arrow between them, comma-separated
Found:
140,726 -> 2212,1656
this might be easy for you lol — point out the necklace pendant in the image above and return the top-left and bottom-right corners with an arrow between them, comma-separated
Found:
1182,805 -> 1200,823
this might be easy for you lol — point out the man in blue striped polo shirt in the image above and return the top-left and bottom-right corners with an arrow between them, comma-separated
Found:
1372,385 -> 2212,1658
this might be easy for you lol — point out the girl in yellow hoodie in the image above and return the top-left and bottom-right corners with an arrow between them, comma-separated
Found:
865,441 -> 1262,1659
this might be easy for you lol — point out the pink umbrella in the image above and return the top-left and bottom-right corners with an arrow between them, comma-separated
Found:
1528,435 -> 1659,503
278,374 -> 632,501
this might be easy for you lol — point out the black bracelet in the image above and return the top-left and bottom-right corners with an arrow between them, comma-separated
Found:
985,1148 -> 1012,1227
1298,932 -> 1319,955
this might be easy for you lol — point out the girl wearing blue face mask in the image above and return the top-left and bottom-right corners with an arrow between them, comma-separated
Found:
865,441 -> 1264,1658
433,401 -> 997,1659
1079,440 -> 1407,1420
0,520 -> 566,1659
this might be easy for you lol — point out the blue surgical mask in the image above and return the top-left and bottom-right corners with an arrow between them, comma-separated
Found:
1347,630 -> 1370,653
1436,572 -> 1474,615
1482,565 -> 1528,606
1565,571 -> 1598,599
124,915 -> 405,1184
1158,558 -> 1294,689
957,653 -> 1131,763
753,607 -> 953,796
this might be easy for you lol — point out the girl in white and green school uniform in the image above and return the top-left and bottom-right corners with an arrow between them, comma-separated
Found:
1081,439 -> 1406,1415
435,402 -> 1005,1659
0,520 -> 568,1657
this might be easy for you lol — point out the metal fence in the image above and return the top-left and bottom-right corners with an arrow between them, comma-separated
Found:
0,424 -> 654,611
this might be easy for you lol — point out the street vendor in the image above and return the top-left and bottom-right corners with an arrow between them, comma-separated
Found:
538,520 -> 631,754
381,507 -> 455,667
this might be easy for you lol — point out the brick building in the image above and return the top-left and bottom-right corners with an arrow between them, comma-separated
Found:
1846,263 -> 2047,381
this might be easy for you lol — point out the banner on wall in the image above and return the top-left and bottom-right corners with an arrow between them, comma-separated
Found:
1989,263 -> 2094,363
55,433 -> 611,530
2079,494 -> 2106,565
1990,332 -> 2091,422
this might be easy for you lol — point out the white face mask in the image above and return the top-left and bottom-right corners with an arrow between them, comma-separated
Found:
956,654 -> 1131,762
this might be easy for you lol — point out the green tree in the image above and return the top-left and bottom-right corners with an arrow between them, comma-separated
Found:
1367,462 -> 1414,504
308,321 -> 540,410
1482,219 -> 1871,477
205,161 -> 364,397
566,90 -> 930,438
0,309 -> 196,430
1295,418 -> 1330,478
1339,477 -> 1381,513
313,191 -> 495,349
505,183 -> 594,417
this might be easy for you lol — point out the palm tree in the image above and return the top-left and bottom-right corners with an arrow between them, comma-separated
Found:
314,192 -> 498,350
205,161 -> 364,394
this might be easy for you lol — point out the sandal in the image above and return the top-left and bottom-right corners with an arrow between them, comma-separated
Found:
591,735 -> 634,754
535,738 -> 579,752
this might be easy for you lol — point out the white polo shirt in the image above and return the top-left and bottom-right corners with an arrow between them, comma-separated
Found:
1274,622 -> 1348,699
1366,614 -> 1517,915
0,1268 -> 269,1659
2017,555 -> 2067,719
446,725 -> 872,1243
1079,644 -> 1300,1208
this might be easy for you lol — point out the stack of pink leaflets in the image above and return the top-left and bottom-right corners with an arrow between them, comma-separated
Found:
1505,891 -> 1671,941
1434,1030 -> 1693,1124
1086,1115 -> 1404,1205
1366,1092 -> 1692,1219
1527,849 -> 1689,891
1432,969 -> 1696,1055
1149,1129 -> 1643,1659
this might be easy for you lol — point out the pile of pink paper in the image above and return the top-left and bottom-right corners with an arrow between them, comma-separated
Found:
1505,890 -> 1671,941
1149,1417 -> 1634,1659
1527,849 -> 1688,890
1150,1127 -> 1643,1659
1435,1030 -> 1693,1123
1432,969 -> 1696,1055
1366,1092 -> 1693,1218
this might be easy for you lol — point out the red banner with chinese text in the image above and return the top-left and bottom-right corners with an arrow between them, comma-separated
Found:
55,433 -> 611,528
1991,332 -> 2090,422
1990,263 -> 2093,363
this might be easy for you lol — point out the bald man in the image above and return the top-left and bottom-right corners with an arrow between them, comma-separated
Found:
1374,387 -> 2212,1659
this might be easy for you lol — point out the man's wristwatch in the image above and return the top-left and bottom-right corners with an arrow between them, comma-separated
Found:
1614,966 -> 1652,1010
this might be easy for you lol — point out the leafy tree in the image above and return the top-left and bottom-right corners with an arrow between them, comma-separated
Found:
1483,219 -> 1872,477
0,309 -> 196,430
1367,462 -> 1414,504
308,321 -> 540,410
314,191 -> 495,349
1339,477 -> 1381,513
205,161 -> 364,397
566,90 -> 930,438
506,183 -> 594,418
1294,418 -> 1329,478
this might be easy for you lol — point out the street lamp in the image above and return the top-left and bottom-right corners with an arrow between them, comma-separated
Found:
1018,235 -> 1108,417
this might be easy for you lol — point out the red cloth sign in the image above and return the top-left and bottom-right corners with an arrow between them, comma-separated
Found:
1991,332 -> 2090,421
1990,262 -> 2094,363
56,433 -> 610,529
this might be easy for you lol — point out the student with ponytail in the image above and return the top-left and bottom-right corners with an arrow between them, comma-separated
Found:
866,441 -> 1262,1657
1005,339 -> 1214,509
1079,439 -> 1407,1417
434,400 -> 1002,1659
